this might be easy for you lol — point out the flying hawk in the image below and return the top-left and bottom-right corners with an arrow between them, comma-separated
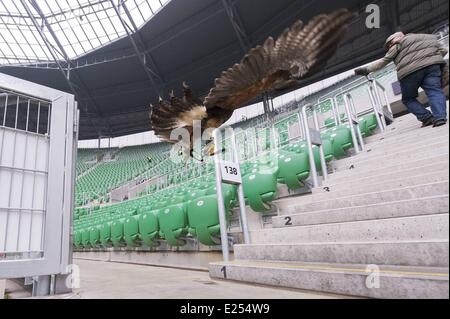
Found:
150,9 -> 355,157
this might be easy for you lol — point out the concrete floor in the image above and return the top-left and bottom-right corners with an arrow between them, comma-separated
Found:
0,280 -> 5,299
63,259 -> 350,299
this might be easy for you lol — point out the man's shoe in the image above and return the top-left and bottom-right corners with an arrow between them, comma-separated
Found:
433,119 -> 448,127
421,117 -> 435,128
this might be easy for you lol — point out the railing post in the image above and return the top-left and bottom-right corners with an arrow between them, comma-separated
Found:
347,94 -> 365,151
312,105 -> 328,181
343,94 -> 361,154
372,81 -> 388,129
367,84 -> 386,132
301,105 -> 320,188
271,125 -> 279,149
333,97 -> 342,125
382,86 -> 393,115
329,98 -> 339,126
229,130 -> 250,245
213,128 -> 230,262
297,112 -> 306,138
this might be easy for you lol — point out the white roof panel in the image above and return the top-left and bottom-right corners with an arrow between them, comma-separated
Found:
0,0 -> 170,65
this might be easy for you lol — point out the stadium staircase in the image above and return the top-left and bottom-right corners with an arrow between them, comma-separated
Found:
210,112 -> 449,299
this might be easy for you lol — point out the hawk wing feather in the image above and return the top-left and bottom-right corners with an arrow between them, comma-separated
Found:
150,9 -> 355,146
150,84 -> 207,143
204,9 -> 355,111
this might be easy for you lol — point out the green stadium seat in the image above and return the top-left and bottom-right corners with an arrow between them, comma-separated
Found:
187,194 -> 232,246
74,230 -> 83,248
124,215 -> 141,247
81,228 -> 91,248
138,209 -> 160,247
277,151 -> 310,190
364,113 -> 378,133
327,125 -> 353,158
206,183 -> 238,208
184,189 -> 208,203
89,226 -> 101,248
294,140 -> 334,171
110,218 -> 126,247
167,194 -> 186,206
324,117 -> 337,128
243,166 -> 279,213
358,117 -> 370,137
158,204 -> 189,246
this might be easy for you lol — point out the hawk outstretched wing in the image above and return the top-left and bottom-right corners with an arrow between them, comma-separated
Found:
204,8 -> 355,111
150,9 -> 355,145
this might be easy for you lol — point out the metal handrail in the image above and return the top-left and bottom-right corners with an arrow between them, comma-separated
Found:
343,93 -> 365,154
317,76 -> 367,104
300,104 -> 320,188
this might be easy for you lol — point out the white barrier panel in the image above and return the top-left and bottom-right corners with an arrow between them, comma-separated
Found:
0,128 -> 48,254
0,73 -> 77,280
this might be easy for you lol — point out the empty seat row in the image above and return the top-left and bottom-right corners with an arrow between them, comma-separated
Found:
74,182 -> 236,248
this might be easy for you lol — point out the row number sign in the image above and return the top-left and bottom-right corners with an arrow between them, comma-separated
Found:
220,160 -> 242,185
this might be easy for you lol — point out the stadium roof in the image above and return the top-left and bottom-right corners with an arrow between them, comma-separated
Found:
0,0 -> 171,65
0,0 -> 448,140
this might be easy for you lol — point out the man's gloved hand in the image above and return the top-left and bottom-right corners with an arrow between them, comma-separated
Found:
354,67 -> 370,76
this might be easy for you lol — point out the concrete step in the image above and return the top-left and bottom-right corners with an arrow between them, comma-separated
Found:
0,280 -> 4,300
364,123 -> 449,145
369,124 -> 449,143
327,155 -> 449,183
336,140 -> 449,170
334,143 -> 448,171
274,195 -> 449,226
279,181 -> 449,214
251,213 -> 449,244
339,136 -> 449,167
322,161 -> 448,189
316,169 -> 449,198
234,240 -> 449,267
364,120 -> 449,143
275,169 -> 448,208
363,129 -> 449,152
209,260 -> 449,299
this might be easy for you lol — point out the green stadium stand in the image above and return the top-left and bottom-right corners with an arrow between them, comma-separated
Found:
73,110 -> 380,249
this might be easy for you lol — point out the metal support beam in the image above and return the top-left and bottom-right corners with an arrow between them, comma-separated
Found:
48,1 -> 227,71
221,0 -> 251,53
109,0 -> 162,97
45,0 -> 111,24
19,1 -> 76,94
120,0 -> 165,84
21,0 -> 112,138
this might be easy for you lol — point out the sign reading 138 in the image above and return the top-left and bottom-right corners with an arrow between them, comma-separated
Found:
220,160 -> 242,185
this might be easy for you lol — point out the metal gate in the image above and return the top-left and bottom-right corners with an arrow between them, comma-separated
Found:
0,73 -> 77,280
